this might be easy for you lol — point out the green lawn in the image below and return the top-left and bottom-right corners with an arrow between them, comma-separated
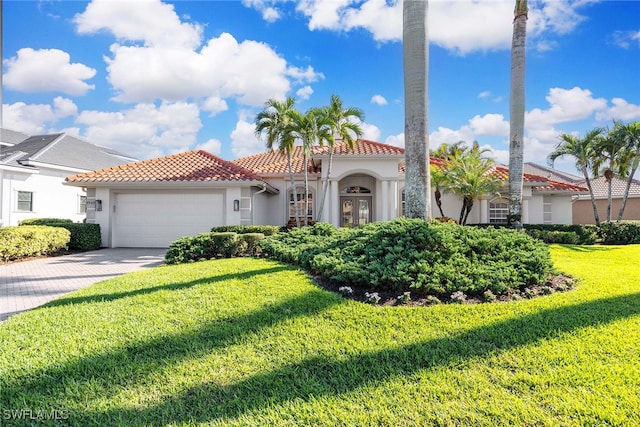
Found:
1,245 -> 639,426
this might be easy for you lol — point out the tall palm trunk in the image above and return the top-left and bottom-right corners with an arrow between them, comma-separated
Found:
618,166 -> 637,222
581,165 -> 601,226
403,0 -> 431,220
303,152 -> 309,225
287,149 -> 300,228
508,0 -> 527,230
605,168 -> 614,222
317,144 -> 334,222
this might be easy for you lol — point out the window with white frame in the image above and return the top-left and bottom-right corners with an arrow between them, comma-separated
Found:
543,196 -> 552,224
288,187 -> 313,223
489,198 -> 509,224
79,195 -> 87,213
17,191 -> 34,212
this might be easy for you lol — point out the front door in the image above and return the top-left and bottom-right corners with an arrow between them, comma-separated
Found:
341,197 -> 371,227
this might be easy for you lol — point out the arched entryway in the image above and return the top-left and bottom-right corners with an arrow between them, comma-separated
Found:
339,174 -> 375,227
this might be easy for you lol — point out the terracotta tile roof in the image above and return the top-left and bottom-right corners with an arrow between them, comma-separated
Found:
232,139 -> 404,175
66,150 -> 272,186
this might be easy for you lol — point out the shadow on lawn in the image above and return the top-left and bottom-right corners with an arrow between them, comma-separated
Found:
4,288 -> 639,425
41,264 -> 292,308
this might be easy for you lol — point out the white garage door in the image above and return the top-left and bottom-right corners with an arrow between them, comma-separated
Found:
113,191 -> 225,247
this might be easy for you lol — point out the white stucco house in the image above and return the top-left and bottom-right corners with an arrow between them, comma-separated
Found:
65,139 -> 587,248
0,129 -> 136,227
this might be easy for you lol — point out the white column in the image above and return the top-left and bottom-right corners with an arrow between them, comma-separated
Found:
330,180 -> 339,227
390,180 -> 398,219
522,199 -> 529,224
381,180 -> 389,221
480,199 -> 488,223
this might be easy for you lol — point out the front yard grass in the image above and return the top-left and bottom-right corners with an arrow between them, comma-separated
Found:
1,245 -> 639,426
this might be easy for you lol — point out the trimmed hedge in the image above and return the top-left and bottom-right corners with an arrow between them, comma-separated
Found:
19,219 -> 101,251
472,223 -> 599,245
211,225 -> 280,236
19,218 -> 74,225
600,221 -> 640,245
260,219 -> 554,296
0,226 -> 70,261
165,232 -> 265,264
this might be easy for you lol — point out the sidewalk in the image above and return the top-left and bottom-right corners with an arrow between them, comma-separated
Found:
0,248 -> 166,322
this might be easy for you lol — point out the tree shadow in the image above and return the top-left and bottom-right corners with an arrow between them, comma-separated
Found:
558,244 -> 621,252
40,265 -> 291,308
1,287 -> 345,415
84,291 -> 640,425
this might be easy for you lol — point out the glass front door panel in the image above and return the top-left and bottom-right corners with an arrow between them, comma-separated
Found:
342,199 -> 354,227
358,199 -> 369,225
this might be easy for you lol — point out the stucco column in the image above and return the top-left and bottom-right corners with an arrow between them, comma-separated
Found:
522,198 -> 529,224
330,180 -> 339,227
381,179 -> 389,221
480,199 -> 488,223
390,180 -> 398,219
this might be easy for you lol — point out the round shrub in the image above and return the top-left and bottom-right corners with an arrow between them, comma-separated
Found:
261,218 -> 554,297
0,226 -> 70,261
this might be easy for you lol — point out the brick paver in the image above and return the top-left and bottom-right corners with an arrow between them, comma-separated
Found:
0,248 -> 166,322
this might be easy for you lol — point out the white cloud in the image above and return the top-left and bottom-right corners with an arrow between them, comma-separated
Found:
202,97 -> 229,117
359,120 -> 381,142
74,0 -> 202,49
296,86 -> 314,100
526,87 -> 608,132
242,0 -> 281,23
194,138 -> 223,156
478,91 -> 492,99
248,0 -> 595,55
385,133 -> 404,148
610,30 -> 640,49
371,95 -> 388,106
76,102 -> 202,159
2,97 -> 78,134
231,113 -> 264,158
3,48 -> 96,96
595,98 -> 640,122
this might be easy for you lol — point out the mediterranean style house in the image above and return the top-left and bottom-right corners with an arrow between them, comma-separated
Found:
66,139 -> 587,248
0,129 -> 136,227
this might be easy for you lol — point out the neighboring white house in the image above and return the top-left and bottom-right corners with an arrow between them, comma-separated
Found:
0,130 -> 136,227
524,162 -> 640,224
66,139 -> 587,248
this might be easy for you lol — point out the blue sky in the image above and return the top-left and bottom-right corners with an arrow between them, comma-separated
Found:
2,0 -> 639,173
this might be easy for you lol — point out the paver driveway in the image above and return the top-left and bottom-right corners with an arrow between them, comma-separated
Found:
0,248 -> 166,321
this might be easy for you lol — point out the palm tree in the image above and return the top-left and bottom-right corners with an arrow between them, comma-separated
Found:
548,129 -> 603,226
316,95 -> 363,222
445,148 -> 502,225
430,141 -> 466,160
403,0 -> 431,220
255,97 -> 301,227
430,164 -> 447,218
508,0 -> 528,230
289,108 -> 332,225
593,122 -> 629,222
615,121 -> 640,221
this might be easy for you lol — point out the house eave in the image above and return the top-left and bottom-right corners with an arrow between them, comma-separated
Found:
64,179 -> 278,193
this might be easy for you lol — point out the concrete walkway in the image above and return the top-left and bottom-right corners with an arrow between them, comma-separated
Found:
0,248 -> 166,322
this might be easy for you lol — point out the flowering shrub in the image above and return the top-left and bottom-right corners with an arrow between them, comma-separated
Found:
364,292 -> 381,304
450,291 -> 467,304
338,286 -> 354,296
397,292 -> 411,304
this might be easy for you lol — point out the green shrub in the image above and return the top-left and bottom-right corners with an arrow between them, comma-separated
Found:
261,218 -> 554,297
526,229 -> 580,244
523,224 -> 598,245
211,225 -> 280,236
599,221 -> 640,245
0,226 -> 70,261
166,232 -> 252,264
238,233 -> 265,255
211,232 -> 239,258
19,218 -> 74,225
19,219 -> 101,251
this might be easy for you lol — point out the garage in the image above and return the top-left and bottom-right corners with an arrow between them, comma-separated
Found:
113,191 -> 225,248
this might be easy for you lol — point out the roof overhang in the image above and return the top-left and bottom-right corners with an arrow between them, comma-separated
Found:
64,179 -> 279,194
